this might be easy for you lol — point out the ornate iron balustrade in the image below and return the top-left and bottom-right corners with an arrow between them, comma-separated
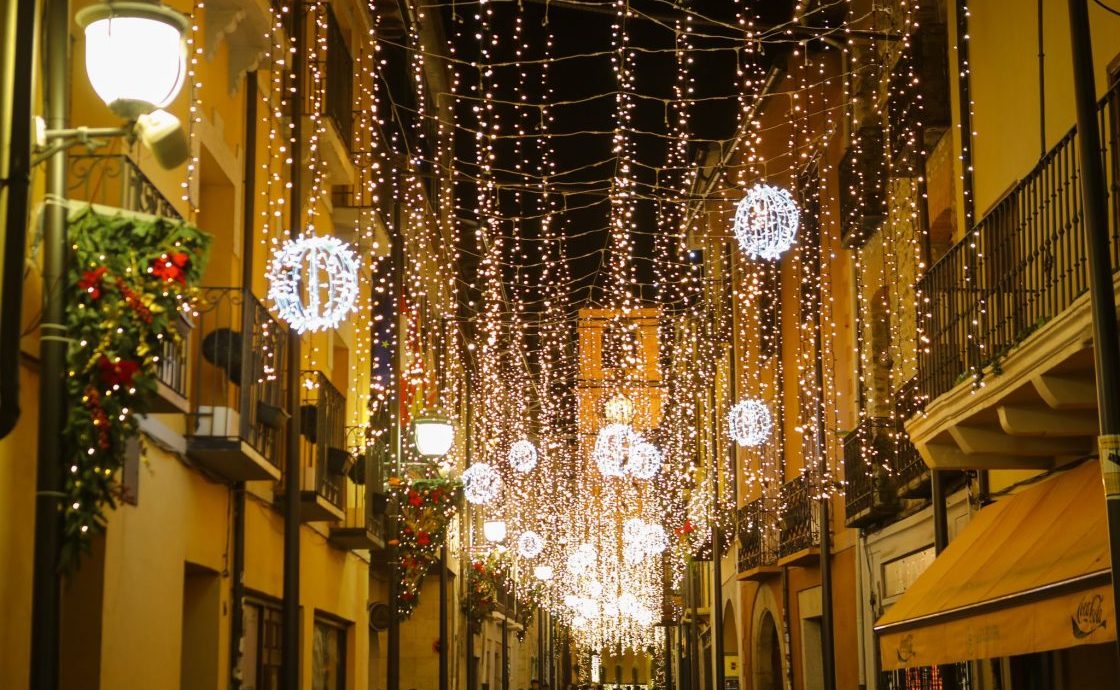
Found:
188,287 -> 289,468
154,311 -> 192,403
917,81 -> 1120,404
69,154 -> 182,221
778,475 -> 820,558
736,497 -> 777,572
299,371 -> 349,510
843,417 -> 894,521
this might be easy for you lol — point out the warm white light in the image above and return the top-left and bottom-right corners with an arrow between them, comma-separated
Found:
729,397 -> 773,447
462,462 -> 502,505
507,439 -> 538,473
77,2 -> 189,119
534,565 -> 554,581
483,520 -> 507,543
268,235 -> 360,334
603,393 -> 635,424
733,183 -> 799,261
593,423 -> 635,477
566,543 -> 596,575
627,440 -> 662,480
412,413 -> 454,458
516,530 -> 545,558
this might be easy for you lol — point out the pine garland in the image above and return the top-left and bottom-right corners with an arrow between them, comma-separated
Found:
62,207 -> 210,568
389,475 -> 463,617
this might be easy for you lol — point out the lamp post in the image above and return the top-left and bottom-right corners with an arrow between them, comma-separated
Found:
31,3 -> 188,688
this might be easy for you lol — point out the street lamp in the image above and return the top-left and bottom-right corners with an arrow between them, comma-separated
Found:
483,519 -> 507,544
412,410 -> 455,459
77,1 -> 189,120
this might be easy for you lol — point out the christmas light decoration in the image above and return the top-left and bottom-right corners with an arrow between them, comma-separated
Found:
507,439 -> 538,473
461,462 -> 502,505
733,184 -> 800,261
517,530 -> 545,559
603,393 -> 635,424
566,543 -> 596,576
627,439 -> 662,480
267,234 -> 359,334
534,565 -> 554,581
729,397 -> 773,447
593,423 -> 635,477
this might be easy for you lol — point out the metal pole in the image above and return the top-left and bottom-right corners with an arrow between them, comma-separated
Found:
280,2 -> 306,687
387,195 -> 406,690
465,365 -> 476,690
502,617 -> 510,690
710,392 -> 725,690
440,543 -> 449,690
665,626 -> 675,690
687,561 -> 700,690
30,1 -> 69,687
1067,0 -> 1120,661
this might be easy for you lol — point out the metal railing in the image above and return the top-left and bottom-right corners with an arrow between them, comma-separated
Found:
68,153 -> 182,221
188,287 -> 289,467
155,311 -> 193,401
736,497 -> 777,572
778,475 -> 820,557
842,417 -> 894,521
299,371 -> 348,510
917,81 -> 1120,404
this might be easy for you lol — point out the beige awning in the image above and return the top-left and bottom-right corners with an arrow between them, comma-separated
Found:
875,460 -> 1114,670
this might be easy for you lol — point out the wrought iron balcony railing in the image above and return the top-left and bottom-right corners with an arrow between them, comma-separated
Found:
778,475 -> 820,558
299,371 -> 350,512
736,497 -> 777,573
69,153 -> 182,221
917,81 -> 1120,405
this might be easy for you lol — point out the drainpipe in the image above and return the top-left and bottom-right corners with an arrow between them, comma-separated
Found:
0,0 -> 36,440
387,192 -> 405,690
464,364 -> 476,690
281,2 -> 306,687
687,560 -> 701,690
229,69 -> 258,690
501,617 -> 509,690
30,1 -> 70,687
1067,0 -> 1120,665
709,377 -> 725,690
439,543 -> 449,690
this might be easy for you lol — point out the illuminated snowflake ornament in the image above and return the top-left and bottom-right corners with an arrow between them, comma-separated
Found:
267,234 -> 359,333
517,530 -> 545,559
461,462 -> 502,505
507,439 -> 538,473
594,423 -> 635,477
732,183 -> 799,261
728,397 -> 773,447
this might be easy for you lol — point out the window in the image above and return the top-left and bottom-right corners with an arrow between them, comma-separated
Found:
238,599 -> 282,690
312,617 -> 346,690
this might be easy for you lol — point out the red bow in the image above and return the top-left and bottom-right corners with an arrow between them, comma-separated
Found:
97,356 -> 140,388
78,267 -> 108,300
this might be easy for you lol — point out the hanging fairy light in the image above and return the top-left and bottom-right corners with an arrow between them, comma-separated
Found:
603,392 -> 636,424
534,565 -> 554,581
461,462 -> 502,505
267,234 -> 359,333
622,518 -> 668,564
593,423 -> 635,477
627,439 -> 662,480
732,184 -> 800,261
516,530 -> 545,559
507,439 -> 538,473
729,397 -> 773,447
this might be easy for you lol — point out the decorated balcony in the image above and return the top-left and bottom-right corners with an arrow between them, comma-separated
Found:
295,371 -> 350,522
330,426 -> 389,550
186,287 -> 288,481
147,311 -> 193,414
736,497 -> 779,581
842,417 -> 902,528
777,475 -> 820,567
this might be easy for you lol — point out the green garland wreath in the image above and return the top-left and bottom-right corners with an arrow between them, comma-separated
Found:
62,207 -> 210,568
389,475 -> 463,617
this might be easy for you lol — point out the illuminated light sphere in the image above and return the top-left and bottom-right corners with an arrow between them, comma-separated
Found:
461,462 -> 502,505
534,565 -> 554,581
622,518 -> 668,564
583,579 -> 604,599
626,440 -> 662,480
507,439 -> 538,473
566,543 -> 597,576
516,530 -> 545,559
483,520 -> 507,543
623,541 -> 645,565
594,423 -> 635,477
643,523 -> 668,555
632,605 -> 655,626
728,397 -> 773,447
732,183 -> 799,261
603,393 -> 635,424
267,234 -> 360,333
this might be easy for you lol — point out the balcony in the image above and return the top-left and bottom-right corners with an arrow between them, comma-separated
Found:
303,3 -> 355,186
294,371 -> 350,522
147,311 -> 193,414
777,475 -> 820,567
909,81 -> 1120,471
736,497 -> 779,581
839,124 -> 888,249
68,153 -> 182,221
186,287 -> 288,481
842,418 -> 902,528
330,426 -> 388,550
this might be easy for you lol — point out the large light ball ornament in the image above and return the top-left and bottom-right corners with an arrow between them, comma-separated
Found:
594,423 -> 635,477
461,462 -> 502,505
507,440 -> 538,473
733,183 -> 799,261
627,440 -> 662,480
622,519 -> 668,564
567,543 -> 597,576
728,397 -> 773,447
516,530 -> 545,559
267,235 -> 359,334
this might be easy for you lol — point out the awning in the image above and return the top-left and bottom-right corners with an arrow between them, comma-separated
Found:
875,460 -> 1114,670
